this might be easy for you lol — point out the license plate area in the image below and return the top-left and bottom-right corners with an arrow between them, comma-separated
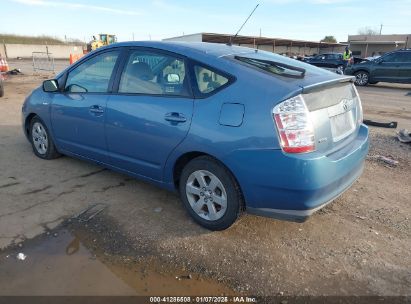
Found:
330,111 -> 355,142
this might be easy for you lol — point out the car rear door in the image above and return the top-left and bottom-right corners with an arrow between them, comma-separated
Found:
323,54 -> 336,68
372,53 -> 400,82
50,49 -> 122,163
105,48 -> 194,181
396,52 -> 411,83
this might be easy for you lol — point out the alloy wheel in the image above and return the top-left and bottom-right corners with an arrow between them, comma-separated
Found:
32,122 -> 48,155
355,72 -> 369,85
185,170 -> 227,221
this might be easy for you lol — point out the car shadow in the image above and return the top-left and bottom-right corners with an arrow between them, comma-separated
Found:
368,82 -> 411,90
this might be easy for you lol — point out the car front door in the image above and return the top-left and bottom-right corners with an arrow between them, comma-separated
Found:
372,53 -> 400,82
105,48 -> 194,181
50,50 -> 121,163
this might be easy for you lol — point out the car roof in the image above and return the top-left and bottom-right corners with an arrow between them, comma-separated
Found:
103,41 -> 256,58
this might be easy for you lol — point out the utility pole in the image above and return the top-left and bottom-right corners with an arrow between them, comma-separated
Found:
379,23 -> 383,35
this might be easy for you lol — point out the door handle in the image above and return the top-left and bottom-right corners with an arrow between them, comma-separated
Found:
89,105 -> 104,114
164,112 -> 187,123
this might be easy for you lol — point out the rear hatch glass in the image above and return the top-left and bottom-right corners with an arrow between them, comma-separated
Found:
227,50 -> 361,153
235,56 -> 306,78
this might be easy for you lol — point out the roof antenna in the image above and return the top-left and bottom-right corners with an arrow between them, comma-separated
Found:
228,4 -> 260,46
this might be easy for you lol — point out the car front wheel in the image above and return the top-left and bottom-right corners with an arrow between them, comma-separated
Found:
179,156 -> 242,230
354,71 -> 369,86
30,116 -> 60,159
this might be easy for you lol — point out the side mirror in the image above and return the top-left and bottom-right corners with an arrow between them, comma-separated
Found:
43,79 -> 59,92
165,73 -> 180,83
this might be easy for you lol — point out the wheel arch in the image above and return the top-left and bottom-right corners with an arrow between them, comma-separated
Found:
24,113 -> 38,137
354,69 -> 370,74
172,151 -> 246,210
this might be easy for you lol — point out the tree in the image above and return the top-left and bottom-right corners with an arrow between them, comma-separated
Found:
358,27 -> 379,36
321,36 -> 337,43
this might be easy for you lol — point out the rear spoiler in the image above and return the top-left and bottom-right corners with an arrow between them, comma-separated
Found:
301,76 -> 355,94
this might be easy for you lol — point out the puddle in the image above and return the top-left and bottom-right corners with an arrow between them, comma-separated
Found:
0,229 -> 236,296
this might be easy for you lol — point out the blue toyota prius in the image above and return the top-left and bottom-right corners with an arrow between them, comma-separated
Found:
22,41 -> 369,230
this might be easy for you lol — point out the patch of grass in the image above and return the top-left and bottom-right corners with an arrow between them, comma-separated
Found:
0,34 -> 82,45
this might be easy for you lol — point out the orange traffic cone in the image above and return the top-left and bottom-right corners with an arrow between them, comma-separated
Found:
69,53 -> 84,65
0,57 -> 9,73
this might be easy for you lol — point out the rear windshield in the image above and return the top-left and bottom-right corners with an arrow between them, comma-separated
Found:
231,50 -> 321,78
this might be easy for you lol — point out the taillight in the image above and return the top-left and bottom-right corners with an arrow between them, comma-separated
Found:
352,84 -> 363,125
273,94 -> 315,153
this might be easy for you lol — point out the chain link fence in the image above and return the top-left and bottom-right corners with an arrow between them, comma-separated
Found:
32,51 -> 55,73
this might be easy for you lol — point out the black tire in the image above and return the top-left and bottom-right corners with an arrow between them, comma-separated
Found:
354,71 -> 369,86
179,156 -> 243,230
336,65 -> 344,75
0,80 -> 4,97
29,116 -> 61,160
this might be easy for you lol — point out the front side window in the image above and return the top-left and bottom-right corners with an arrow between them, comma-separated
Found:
381,53 -> 397,62
118,50 -> 188,96
65,51 -> 119,93
194,65 -> 229,94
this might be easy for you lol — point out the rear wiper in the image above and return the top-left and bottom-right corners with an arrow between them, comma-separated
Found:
235,56 -> 306,78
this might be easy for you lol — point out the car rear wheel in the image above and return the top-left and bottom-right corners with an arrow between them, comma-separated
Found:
354,71 -> 369,86
30,116 -> 60,159
179,156 -> 242,230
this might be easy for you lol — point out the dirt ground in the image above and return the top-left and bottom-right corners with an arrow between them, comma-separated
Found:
0,68 -> 410,297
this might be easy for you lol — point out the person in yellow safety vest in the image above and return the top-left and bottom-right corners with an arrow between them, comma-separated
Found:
343,46 -> 353,69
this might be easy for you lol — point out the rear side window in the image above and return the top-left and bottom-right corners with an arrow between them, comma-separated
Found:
65,51 -> 119,93
194,65 -> 229,95
328,54 -> 341,60
394,52 -> 411,62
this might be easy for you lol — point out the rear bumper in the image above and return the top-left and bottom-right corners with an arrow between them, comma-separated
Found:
226,124 -> 369,222
247,162 -> 363,222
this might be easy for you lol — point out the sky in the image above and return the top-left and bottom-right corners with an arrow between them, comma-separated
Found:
1,0 -> 410,43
